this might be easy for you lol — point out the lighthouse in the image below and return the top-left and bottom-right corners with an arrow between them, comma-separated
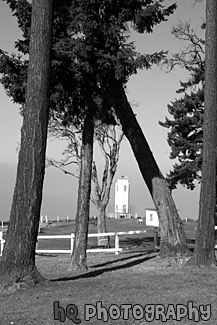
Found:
114,176 -> 130,218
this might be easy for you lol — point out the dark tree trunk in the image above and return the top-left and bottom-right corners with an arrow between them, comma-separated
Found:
0,0 -> 53,287
187,0 -> 217,266
103,81 -> 189,257
70,112 -> 94,272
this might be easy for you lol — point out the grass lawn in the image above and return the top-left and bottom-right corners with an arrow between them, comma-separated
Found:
1,219 -> 217,325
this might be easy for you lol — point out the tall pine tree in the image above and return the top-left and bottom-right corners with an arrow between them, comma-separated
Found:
0,0 -> 53,287
187,0 -> 217,266
72,0 -> 189,256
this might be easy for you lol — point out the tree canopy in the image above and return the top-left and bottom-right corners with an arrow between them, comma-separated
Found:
0,0 -> 176,122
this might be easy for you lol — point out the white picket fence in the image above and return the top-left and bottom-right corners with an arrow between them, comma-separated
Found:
2,226 -> 217,257
0,230 -> 147,256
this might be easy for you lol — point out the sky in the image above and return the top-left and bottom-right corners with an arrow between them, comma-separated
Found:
0,1 -> 205,222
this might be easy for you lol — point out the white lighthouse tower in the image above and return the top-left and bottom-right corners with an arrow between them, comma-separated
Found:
115,176 -> 130,218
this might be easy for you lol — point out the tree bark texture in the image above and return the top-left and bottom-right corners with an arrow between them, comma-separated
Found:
187,0 -> 217,266
103,81 -> 189,257
97,205 -> 109,246
70,113 -> 94,272
0,0 -> 53,286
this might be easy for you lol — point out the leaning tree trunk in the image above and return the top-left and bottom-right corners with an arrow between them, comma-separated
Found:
187,0 -> 217,266
0,0 -> 53,287
70,112 -> 94,272
103,80 -> 189,257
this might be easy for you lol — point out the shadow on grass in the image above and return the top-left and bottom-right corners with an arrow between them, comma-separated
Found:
92,251 -> 154,268
51,252 -> 157,283
120,236 -> 154,249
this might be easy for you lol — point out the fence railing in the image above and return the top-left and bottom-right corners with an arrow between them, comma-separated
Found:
2,226 -> 217,257
0,230 -> 147,256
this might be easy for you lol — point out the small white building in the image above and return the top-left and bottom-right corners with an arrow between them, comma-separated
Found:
145,209 -> 159,227
115,176 -> 130,218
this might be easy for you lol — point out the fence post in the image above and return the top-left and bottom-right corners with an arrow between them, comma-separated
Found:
153,227 -> 160,248
115,233 -> 119,255
0,231 -> 2,256
0,231 -> 5,256
38,222 -> 41,234
71,233 -> 74,255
